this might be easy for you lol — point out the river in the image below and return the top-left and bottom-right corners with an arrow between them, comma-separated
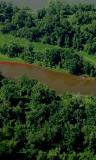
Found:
0,61 -> 96,96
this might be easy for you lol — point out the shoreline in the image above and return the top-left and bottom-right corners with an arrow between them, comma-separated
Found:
0,60 -> 95,80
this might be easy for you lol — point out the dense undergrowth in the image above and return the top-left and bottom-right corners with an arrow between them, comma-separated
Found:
0,1 -> 96,160
0,75 -> 96,160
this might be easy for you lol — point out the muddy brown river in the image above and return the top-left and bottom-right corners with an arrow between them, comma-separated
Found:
0,61 -> 96,96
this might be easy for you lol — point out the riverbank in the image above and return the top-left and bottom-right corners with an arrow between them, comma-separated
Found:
0,32 -> 96,78
0,54 -> 24,63
0,54 -> 95,80
0,61 -> 96,96
0,54 -> 69,74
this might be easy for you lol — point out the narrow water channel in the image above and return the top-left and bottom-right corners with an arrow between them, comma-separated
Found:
0,61 -> 96,96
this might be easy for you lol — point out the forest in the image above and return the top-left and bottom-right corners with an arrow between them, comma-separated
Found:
0,1 -> 96,75
1,74 -> 96,160
0,1 -> 96,160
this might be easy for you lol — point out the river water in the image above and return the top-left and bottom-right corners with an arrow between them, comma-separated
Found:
0,61 -> 96,96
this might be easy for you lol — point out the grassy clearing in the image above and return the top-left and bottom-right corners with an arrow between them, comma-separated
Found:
0,33 -> 30,48
0,54 -> 24,63
0,23 -> 5,30
0,32 -> 58,63
32,42 -> 58,53
81,51 -> 96,67
0,32 -> 57,53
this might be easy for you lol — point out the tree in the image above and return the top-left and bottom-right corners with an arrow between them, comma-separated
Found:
84,42 -> 96,55
44,48 -> 61,67
12,10 -> 35,28
21,45 -> 35,63
1,42 -> 24,57
32,82 -> 56,104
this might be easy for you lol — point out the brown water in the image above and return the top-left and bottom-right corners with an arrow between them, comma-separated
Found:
0,61 -> 96,96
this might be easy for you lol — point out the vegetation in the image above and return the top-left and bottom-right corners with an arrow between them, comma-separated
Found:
0,1 -> 96,76
0,1 -> 96,160
0,76 -> 96,160
0,54 -> 23,63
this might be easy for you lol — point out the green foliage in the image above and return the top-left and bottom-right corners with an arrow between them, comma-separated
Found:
0,40 -> 34,59
1,1 -> 96,50
84,42 -> 96,55
12,9 -> 35,28
44,48 -> 62,67
21,45 -> 35,63
1,42 -> 24,57
0,76 -> 96,159
0,2 -> 96,159
32,82 -> 56,104
0,2 -> 17,22
0,1 -> 96,76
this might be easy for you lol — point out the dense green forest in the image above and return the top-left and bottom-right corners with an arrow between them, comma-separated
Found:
0,1 -> 96,160
0,75 -> 96,160
0,1 -> 96,76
